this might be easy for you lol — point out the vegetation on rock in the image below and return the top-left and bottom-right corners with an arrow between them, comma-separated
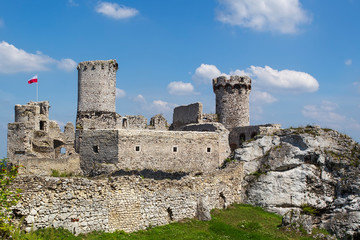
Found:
0,158 -> 21,238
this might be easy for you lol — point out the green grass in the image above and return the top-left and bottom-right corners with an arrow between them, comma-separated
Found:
50,169 -> 73,177
13,204 -> 329,240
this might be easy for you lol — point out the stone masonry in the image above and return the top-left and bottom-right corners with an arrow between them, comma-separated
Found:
213,75 -> 251,129
6,59 -> 260,235
12,163 -> 243,234
7,101 -> 81,176
76,60 -> 120,130
78,128 -> 229,176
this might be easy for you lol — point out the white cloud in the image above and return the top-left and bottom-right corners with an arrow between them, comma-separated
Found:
302,101 -> 346,127
152,100 -> 173,113
216,0 -> 311,34
95,2 -> 139,20
68,0 -> 78,6
354,82 -> 360,92
134,94 -> 146,103
192,64 -> 228,84
248,65 -> 319,93
229,69 -> 248,76
168,81 -> 196,95
116,88 -> 126,98
302,101 -> 360,137
250,91 -> 277,121
345,59 -> 352,65
193,63 -> 319,93
132,94 -> 175,120
57,58 -> 77,71
0,41 -> 76,74
251,91 -> 277,104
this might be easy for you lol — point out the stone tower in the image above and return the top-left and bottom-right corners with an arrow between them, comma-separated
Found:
76,60 -> 119,130
213,75 -> 251,129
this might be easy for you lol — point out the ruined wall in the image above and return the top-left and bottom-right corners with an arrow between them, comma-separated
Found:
180,123 -> 230,163
213,76 -> 251,129
8,101 -> 78,170
172,102 -> 202,129
17,155 -> 82,176
149,114 -> 168,130
79,129 -> 228,175
229,124 -> 281,150
12,163 -> 243,234
201,114 -> 218,123
116,130 -> 223,173
78,130 -> 119,176
124,115 -> 147,129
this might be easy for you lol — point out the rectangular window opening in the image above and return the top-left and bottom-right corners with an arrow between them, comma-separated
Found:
207,147 -> 211,153
135,146 -> 140,152
93,146 -> 99,153
40,121 -> 46,131
173,146 -> 177,152
14,151 -> 25,155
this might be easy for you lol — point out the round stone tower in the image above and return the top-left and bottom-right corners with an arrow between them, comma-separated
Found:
212,75 -> 251,129
76,60 -> 119,130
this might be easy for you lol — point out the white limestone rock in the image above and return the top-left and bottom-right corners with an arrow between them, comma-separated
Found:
235,126 -> 360,239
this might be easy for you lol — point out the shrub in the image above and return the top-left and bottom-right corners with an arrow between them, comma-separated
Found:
0,158 -> 21,238
301,204 -> 319,216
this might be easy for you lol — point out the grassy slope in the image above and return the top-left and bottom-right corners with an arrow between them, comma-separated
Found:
15,204 -> 328,240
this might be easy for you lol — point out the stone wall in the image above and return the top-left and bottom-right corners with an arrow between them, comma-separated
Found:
8,101 -> 77,168
172,102 -> 202,129
201,113 -> 218,123
78,128 -> 229,176
229,124 -> 281,150
78,130 -> 119,176
17,155 -> 82,176
12,163 -> 243,234
124,115 -> 147,129
180,123 -> 230,163
149,114 -> 168,130
75,112 -> 121,130
213,76 -> 251,129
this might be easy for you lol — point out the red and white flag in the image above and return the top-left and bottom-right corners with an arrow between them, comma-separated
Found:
28,75 -> 38,84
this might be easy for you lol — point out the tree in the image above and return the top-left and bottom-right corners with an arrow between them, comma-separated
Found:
0,158 -> 21,238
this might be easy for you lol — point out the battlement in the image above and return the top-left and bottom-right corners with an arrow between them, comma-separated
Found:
77,60 -> 118,72
212,75 -> 251,91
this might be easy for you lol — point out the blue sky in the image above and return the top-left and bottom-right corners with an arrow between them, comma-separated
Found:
1,0 -> 360,157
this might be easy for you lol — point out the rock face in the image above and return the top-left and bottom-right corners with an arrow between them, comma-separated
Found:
235,126 -> 360,239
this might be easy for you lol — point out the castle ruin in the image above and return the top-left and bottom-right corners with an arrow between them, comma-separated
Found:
6,59 -> 282,234
7,59 -> 280,176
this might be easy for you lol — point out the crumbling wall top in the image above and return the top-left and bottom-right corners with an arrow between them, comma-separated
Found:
77,60 -> 118,71
172,102 -> 203,129
213,75 -> 251,90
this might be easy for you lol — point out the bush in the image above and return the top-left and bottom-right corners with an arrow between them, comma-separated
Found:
0,158 -> 21,238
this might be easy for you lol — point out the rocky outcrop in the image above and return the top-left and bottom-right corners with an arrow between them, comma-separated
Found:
235,126 -> 360,239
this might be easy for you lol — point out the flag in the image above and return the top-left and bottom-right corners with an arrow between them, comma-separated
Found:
28,75 -> 38,84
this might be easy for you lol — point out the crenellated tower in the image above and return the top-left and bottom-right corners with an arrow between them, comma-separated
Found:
212,75 -> 251,129
76,60 -> 119,130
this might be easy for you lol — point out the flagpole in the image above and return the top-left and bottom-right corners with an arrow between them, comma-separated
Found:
36,81 -> 38,102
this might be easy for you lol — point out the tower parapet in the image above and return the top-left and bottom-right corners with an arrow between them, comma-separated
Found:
76,60 -> 119,130
213,75 -> 251,129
